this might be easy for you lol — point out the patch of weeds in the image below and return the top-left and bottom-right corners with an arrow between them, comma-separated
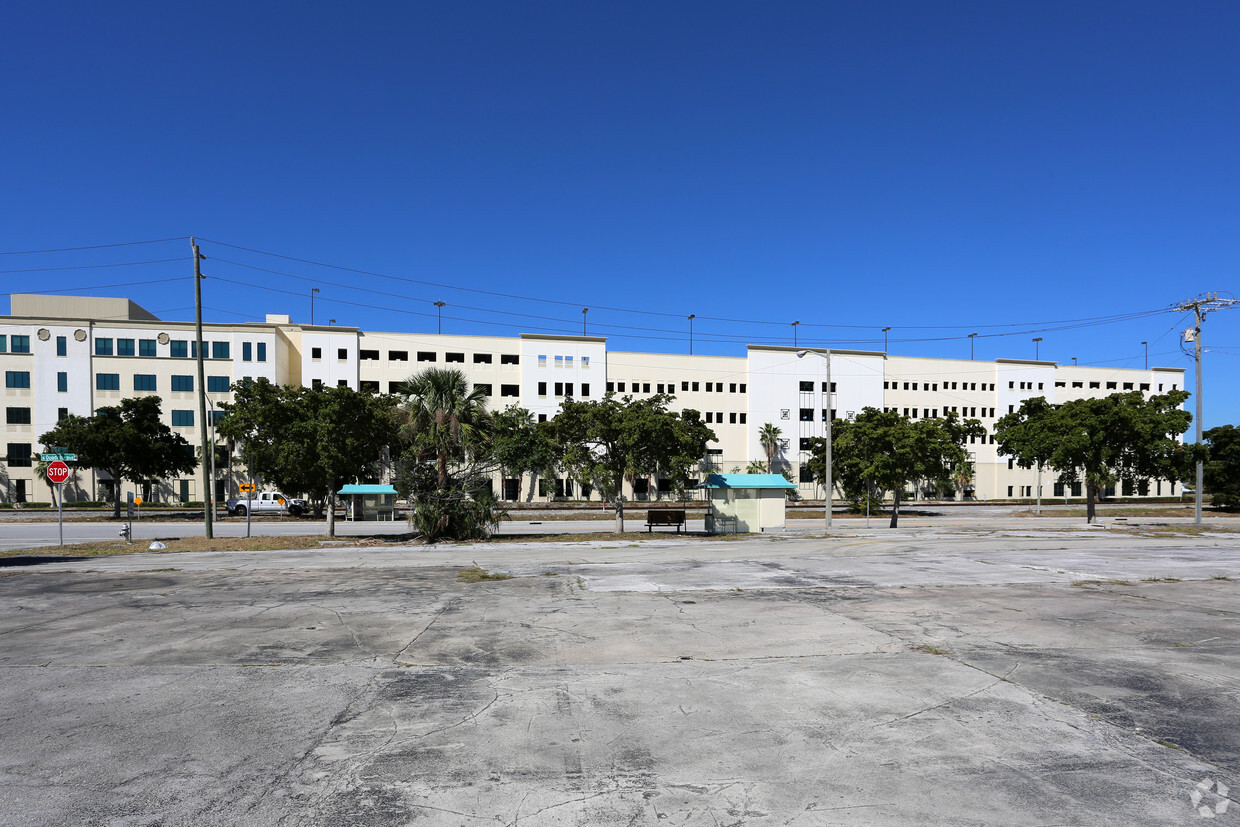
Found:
1142,577 -> 1181,582
911,644 -> 951,656
137,568 -> 180,572
457,567 -> 512,583
1154,739 -> 1181,750
1212,575 -> 1233,581
224,568 -> 238,571
540,571 -> 559,576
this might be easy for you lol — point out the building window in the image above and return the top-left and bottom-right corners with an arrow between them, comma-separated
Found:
615,382 -> 625,392
1106,382 -> 1117,389
212,342 -> 230,359
171,340 -> 188,358
554,356 -> 563,366
739,413 -> 747,423
242,342 -> 253,361
6,444 -> 32,468
311,347 -> 322,360
360,380 -> 379,393
207,376 -> 230,392
388,381 -> 403,394
257,342 -> 266,362
171,375 -> 194,392
337,348 -> 348,360
823,382 -> 835,393
172,410 -> 194,427
139,339 -> 156,357
55,335 -> 67,356
473,353 -> 492,364
799,408 -> 814,421
95,338 -> 113,356
643,383 -> 650,393
538,414 -> 547,423
359,349 -> 379,360
554,382 -> 564,396
338,380 -> 347,387
474,384 -> 492,396
501,354 -> 519,365
1089,381 -> 1100,388
134,374 -> 157,391
706,412 -> 713,423
729,412 -> 737,424
582,356 -> 590,366
117,338 -> 135,356
799,381 -> 814,392
6,407 -> 32,425
95,373 -> 120,390
501,384 -> 519,397
55,371 -> 69,392
538,382 -> 547,396
1122,382 -> 1133,390
58,408 -> 68,421
581,383 -> 590,397
538,355 -> 548,366
446,352 -> 465,363
389,350 -> 408,361
681,381 -> 689,391
739,384 -> 746,393
417,351 -> 436,362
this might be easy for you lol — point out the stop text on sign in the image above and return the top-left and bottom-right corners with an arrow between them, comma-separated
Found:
46,461 -> 71,485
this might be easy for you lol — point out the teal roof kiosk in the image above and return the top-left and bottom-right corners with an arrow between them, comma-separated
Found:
697,473 -> 797,534
338,484 -> 397,521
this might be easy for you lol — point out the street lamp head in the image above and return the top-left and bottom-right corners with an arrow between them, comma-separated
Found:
796,350 -> 809,358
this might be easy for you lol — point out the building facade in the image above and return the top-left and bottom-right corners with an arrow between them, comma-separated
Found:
1,294 -> 1187,504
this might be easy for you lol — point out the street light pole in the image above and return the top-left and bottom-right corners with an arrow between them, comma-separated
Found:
882,327 -> 891,352
1032,337 -> 1043,360
791,321 -> 799,348
968,333 -> 977,360
1141,341 -> 1148,370
434,301 -> 445,334
688,315 -> 695,355
797,349 -> 831,531
582,307 -> 588,336
311,288 -> 319,325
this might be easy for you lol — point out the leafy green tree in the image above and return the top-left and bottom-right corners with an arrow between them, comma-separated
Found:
491,405 -> 557,502
1202,424 -> 1240,509
39,396 -> 198,518
217,380 -> 399,536
553,393 -> 715,532
395,368 -> 499,541
806,409 -> 982,527
759,423 -> 783,473
995,391 -> 1194,523
399,368 -> 491,490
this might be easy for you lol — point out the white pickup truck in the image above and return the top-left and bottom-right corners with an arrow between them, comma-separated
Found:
225,491 -> 308,517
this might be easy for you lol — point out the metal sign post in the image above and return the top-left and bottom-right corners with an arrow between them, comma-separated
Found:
45,460 -> 71,547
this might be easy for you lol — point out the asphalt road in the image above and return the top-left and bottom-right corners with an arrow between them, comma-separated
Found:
1,528 -> 1238,824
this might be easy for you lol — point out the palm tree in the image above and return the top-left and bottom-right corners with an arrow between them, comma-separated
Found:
399,368 -> 492,489
744,459 -> 768,474
759,423 -> 783,473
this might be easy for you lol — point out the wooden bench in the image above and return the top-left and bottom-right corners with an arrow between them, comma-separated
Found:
645,509 -> 686,533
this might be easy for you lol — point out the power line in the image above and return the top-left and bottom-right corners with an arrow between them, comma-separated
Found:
0,258 -> 184,274
0,237 -> 188,256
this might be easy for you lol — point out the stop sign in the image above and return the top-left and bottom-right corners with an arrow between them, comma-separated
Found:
46,461 -> 70,485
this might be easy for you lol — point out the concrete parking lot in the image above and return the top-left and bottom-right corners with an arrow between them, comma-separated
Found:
1,527 -> 1237,825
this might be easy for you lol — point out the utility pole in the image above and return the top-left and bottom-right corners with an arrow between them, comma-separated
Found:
1175,293 -> 1239,526
434,301 -> 445,334
191,238 -> 213,539
688,315 -> 695,355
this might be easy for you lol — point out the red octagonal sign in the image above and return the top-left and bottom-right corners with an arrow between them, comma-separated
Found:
46,461 -> 70,485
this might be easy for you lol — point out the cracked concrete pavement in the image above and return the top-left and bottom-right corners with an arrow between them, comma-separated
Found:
1,528 -> 1238,825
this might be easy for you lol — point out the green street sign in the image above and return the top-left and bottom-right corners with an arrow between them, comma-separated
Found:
41,453 -> 77,462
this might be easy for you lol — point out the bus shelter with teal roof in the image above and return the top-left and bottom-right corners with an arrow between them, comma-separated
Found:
338,484 -> 398,521
697,473 -> 797,534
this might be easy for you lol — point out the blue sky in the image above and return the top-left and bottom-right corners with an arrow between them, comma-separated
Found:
4,1 -> 1238,427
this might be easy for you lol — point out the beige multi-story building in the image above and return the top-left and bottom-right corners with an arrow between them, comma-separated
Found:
0,294 -> 1187,505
